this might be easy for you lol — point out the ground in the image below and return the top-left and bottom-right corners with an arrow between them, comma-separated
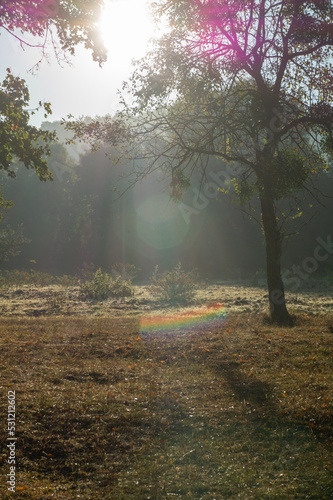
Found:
0,280 -> 332,498
0,280 -> 332,318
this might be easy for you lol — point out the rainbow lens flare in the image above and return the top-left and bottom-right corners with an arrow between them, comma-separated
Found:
140,303 -> 227,334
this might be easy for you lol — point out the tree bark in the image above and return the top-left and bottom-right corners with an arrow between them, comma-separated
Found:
260,195 -> 294,326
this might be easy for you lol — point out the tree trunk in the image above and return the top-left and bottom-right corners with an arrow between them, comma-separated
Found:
260,195 -> 294,326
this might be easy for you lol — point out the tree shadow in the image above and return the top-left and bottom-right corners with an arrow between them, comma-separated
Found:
211,357 -> 333,447
214,359 -> 273,406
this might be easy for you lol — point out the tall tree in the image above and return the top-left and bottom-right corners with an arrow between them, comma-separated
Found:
66,0 -> 333,325
0,0 -> 106,179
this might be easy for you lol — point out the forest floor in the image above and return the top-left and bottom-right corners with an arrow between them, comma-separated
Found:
0,282 -> 332,498
0,280 -> 332,318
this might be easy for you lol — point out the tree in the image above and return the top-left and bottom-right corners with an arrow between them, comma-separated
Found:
0,69 -> 56,181
0,0 -> 106,179
66,0 -> 333,325
0,224 -> 30,266
0,187 -> 29,266
0,1 -> 106,268
0,186 -> 13,217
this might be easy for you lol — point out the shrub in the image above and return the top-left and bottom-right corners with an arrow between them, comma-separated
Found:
0,269 -> 56,288
111,262 -> 139,282
150,262 -> 197,304
28,270 -> 55,287
80,268 -> 133,300
108,276 -> 134,298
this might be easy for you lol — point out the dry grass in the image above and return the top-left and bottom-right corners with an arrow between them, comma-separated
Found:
0,311 -> 333,499
0,280 -> 332,318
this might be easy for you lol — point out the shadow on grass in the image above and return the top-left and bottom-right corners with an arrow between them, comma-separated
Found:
215,359 -> 273,405
17,410 -> 147,482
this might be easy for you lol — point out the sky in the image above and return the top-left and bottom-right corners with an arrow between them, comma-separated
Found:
0,0 -> 157,126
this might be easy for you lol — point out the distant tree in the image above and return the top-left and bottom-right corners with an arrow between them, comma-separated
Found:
0,186 -> 13,219
0,224 -> 30,266
0,1 -> 106,266
0,0 -> 106,180
67,0 -> 333,325
0,139 -> 79,271
0,184 -> 29,267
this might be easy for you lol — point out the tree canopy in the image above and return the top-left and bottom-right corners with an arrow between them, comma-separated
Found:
0,0 -> 106,66
0,0 -> 106,179
0,69 -> 55,180
67,0 -> 333,325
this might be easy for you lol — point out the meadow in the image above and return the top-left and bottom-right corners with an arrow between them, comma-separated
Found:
0,274 -> 332,498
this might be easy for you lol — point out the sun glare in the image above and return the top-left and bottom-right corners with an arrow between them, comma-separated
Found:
99,0 -> 156,67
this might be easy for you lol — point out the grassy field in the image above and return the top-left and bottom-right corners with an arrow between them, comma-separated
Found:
0,310 -> 332,499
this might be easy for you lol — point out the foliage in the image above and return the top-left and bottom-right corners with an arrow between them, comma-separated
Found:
150,262 -> 197,304
0,186 -> 13,221
108,275 -> 134,298
80,268 -> 133,300
0,268 -> 55,288
0,0 -> 106,66
0,224 -> 30,265
79,268 -> 112,300
19,269 -> 55,287
262,150 -> 310,200
0,0 -> 106,181
0,70 -> 55,179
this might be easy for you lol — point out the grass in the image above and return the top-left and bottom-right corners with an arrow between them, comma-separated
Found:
0,313 -> 332,499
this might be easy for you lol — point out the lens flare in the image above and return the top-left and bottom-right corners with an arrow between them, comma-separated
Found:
140,302 -> 227,334
135,193 -> 189,249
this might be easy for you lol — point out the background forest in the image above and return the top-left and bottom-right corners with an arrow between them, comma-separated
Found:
1,120 -> 332,282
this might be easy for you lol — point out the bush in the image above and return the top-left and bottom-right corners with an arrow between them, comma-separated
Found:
80,268 -> 133,300
150,262 -> 197,304
111,262 -> 139,282
27,270 -> 55,287
0,269 -> 56,288
108,276 -> 134,298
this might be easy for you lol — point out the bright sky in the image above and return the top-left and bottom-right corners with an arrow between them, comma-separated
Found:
0,0 -> 157,125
